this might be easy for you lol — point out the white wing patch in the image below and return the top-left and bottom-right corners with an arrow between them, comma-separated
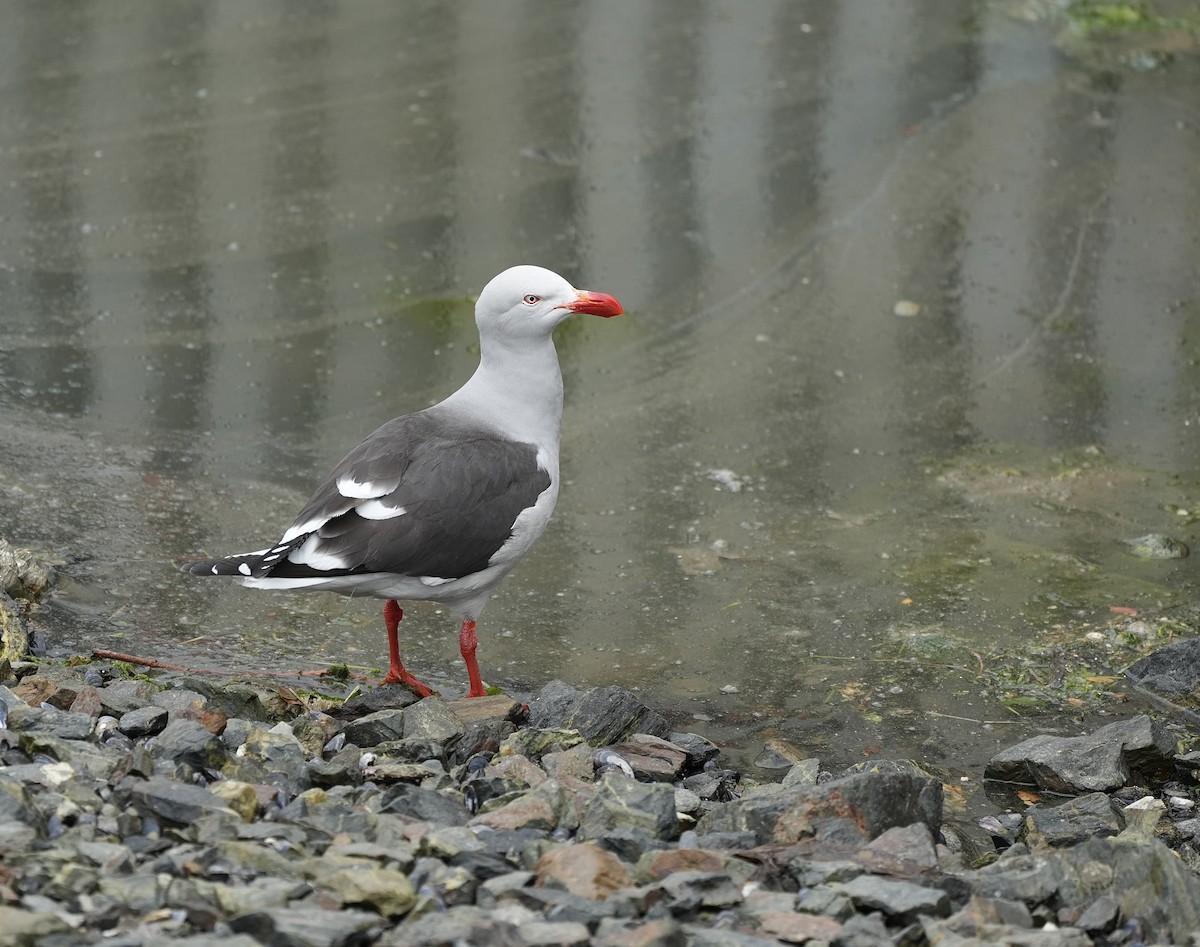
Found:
337,476 -> 389,499
288,534 -> 349,571
420,575 -> 452,586
281,517 -> 327,543
357,499 -> 407,520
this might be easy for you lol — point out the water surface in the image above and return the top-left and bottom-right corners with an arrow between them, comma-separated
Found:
1,2 -> 1198,781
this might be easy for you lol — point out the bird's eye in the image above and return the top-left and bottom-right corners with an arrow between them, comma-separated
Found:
523,294 -> 541,305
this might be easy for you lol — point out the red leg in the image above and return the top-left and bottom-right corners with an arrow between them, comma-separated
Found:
379,600 -> 432,698
459,619 -> 487,698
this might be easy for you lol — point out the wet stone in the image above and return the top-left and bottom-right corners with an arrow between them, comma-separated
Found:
604,735 -> 689,782
98,679 -> 162,716
340,708 -> 406,747
150,686 -> 208,718
403,695 -> 466,743
667,731 -> 720,769
1126,637 -> 1200,705
189,680 -> 296,723
147,718 -> 223,765
578,772 -> 679,842
528,681 -> 671,744
984,714 -> 1176,793
1123,532 -> 1188,559
373,735 -> 445,763
1022,791 -> 1124,848
450,718 -> 516,766
697,768 -> 942,845
291,711 -> 342,756
117,704 -> 168,738
781,758 -> 822,787
501,726 -> 586,760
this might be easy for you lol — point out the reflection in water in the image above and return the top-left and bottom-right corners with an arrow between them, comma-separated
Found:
0,2 -> 1198,771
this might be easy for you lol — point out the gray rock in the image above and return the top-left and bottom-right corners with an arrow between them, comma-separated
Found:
185,680 -> 295,723
340,708 -> 407,747
959,833 -> 1200,943
98,679 -> 163,716
308,746 -> 366,787
1123,533 -> 1188,559
403,696 -> 466,743
0,539 -> 52,599
211,876 -> 312,915
379,782 -> 470,826
321,865 -> 417,916
476,870 -> 537,908
0,777 -> 40,826
1126,637 -> 1200,704
0,690 -> 94,740
781,758 -> 822,787
680,922 -> 788,946
118,704 -> 168,738
1075,894 -> 1118,933
578,772 -> 679,842
697,767 -> 942,845
517,920 -> 592,946
528,681 -> 670,744
385,904 -> 523,947
0,905 -> 71,944
636,870 -> 744,915
129,778 -> 237,825
592,917 -> 685,947
147,718 -> 223,765
591,828 -> 669,863
448,719 -> 515,767
795,884 -> 854,920
228,906 -> 381,946
667,731 -> 720,769
505,886 -> 631,929
835,912 -> 897,947
98,871 -> 170,913
151,686 -> 209,717
1022,791 -> 1124,847
373,736 -> 446,763
603,735 -> 689,782
835,874 -> 951,922
984,715 -> 1176,793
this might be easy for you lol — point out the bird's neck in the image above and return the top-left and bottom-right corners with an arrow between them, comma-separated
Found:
446,334 -> 564,446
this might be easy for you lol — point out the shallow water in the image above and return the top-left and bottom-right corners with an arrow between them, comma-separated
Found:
1,2 -> 1199,779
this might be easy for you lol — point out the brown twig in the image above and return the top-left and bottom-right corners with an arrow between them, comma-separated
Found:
91,649 -> 370,681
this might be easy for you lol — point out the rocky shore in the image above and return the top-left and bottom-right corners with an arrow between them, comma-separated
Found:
2,646 -> 1200,946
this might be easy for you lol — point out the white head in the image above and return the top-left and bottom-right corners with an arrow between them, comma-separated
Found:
474,265 -> 623,342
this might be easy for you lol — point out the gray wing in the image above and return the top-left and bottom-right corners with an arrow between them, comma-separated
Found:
187,411 -> 551,581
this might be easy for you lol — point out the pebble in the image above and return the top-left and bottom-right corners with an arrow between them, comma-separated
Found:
0,667 -> 1197,944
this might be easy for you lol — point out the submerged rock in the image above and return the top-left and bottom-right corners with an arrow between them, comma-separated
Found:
1122,533 -> 1189,559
